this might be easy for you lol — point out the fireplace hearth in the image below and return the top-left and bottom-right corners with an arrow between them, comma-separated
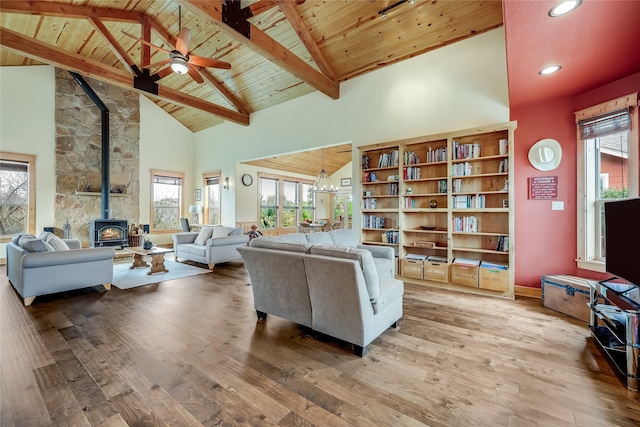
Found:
90,219 -> 129,248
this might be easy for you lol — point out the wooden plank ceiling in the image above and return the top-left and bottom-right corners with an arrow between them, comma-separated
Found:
0,0 -> 504,133
242,143 -> 352,177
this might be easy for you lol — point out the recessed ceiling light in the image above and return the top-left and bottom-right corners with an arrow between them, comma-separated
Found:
549,0 -> 582,17
539,65 -> 562,75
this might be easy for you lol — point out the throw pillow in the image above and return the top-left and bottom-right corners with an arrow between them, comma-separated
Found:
39,231 -> 70,251
211,226 -> 235,238
194,226 -> 214,245
17,233 -> 38,247
22,239 -> 53,253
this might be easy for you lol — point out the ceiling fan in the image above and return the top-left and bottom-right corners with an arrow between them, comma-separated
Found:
122,26 -> 231,84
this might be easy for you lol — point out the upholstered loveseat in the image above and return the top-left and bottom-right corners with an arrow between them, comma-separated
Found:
6,233 -> 115,306
172,225 -> 249,269
237,229 -> 403,356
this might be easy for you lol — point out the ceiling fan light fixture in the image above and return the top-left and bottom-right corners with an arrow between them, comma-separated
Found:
539,65 -> 562,75
170,57 -> 189,74
549,0 -> 582,17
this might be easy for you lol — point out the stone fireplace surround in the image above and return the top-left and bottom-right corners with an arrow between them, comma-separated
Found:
55,68 -> 140,245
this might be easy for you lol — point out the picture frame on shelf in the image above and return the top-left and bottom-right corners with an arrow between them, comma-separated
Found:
195,188 -> 202,201
341,178 -> 352,187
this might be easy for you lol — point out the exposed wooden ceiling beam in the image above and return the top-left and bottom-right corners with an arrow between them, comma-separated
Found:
0,27 -> 249,126
176,0 -> 339,100
278,0 -> 335,82
87,17 -> 136,75
248,0 -> 278,16
0,1 -> 143,22
196,67 -> 249,115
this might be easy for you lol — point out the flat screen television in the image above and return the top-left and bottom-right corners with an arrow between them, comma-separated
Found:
605,197 -> 640,285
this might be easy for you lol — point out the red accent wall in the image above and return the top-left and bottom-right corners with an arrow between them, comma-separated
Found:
511,72 -> 640,288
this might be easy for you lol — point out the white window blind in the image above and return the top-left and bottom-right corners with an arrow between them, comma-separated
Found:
578,108 -> 631,140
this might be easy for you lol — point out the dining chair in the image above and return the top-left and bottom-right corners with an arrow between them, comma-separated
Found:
180,217 -> 191,232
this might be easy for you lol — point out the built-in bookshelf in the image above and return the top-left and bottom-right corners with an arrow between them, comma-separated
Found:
361,145 -> 400,249
359,121 -> 516,299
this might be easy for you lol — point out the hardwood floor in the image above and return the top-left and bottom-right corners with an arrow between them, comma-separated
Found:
1,263 -> 638,427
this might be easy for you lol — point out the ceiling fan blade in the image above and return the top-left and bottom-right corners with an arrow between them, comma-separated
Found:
143,58 -> 172,69
189,55 -> 231,69
187,65 -> 205,84
176,27 -> 192,57
154,67 -> 173,80
121,31 -> 171,53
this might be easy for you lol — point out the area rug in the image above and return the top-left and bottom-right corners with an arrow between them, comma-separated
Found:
112,259 -> 210,289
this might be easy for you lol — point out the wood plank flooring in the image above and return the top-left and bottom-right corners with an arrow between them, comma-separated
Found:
1,262 -> 639,427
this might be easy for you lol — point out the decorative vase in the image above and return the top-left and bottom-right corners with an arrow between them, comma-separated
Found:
143,239 -> 153,250
429,199 -> 438,208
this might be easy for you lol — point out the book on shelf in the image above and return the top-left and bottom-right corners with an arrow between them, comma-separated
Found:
498,159 -> 508,173
452,194 -> 486,209
496,235 -> 509,252
378,150 -> 399,168
452,140 -> 481,160
426,147 -> 447,163
480,260 -> 508,270
405,253 -> 427,261
452,215 -> 477,232
404,166 -> 421,180
438,179 -> 448,193
451,162 -> 472,177
404,151 -> 421,165
453,258 -> 481,266
362,155 -> 371,169
499,139 -> 508,156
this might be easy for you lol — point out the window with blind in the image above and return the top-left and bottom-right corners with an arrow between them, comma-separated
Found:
204,173 -> 221,225
575,94 -> 639,271
0,153 -> 35,239
151,170 -> 184,231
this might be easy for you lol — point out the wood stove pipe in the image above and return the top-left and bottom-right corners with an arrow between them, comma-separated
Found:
68,72 -> 110,220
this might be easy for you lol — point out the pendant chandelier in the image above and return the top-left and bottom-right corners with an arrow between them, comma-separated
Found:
311,148 -> 337,193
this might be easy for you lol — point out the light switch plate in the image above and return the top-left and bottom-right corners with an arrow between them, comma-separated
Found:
552,201 -> 564,210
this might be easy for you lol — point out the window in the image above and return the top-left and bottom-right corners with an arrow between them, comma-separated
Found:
301,183 -> 314,222
576,94 -> 639,271
204,172 -> 221,225
0,153 -> 35,240
258,173 -> 315,231
282,180 -> 298,228
333,193 -> 353,223
259,176 -> 278,229
150,170 -> 184,232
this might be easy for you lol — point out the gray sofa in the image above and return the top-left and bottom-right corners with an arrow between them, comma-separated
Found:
172,225 -> 249,269
237,229 -> 403,356
6,235 -> 115,306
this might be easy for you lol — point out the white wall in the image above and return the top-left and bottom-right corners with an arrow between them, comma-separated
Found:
139,96 -> 196,245
194,28 -> 510,231
0,66 -> 197,250
0,66 -> 56,256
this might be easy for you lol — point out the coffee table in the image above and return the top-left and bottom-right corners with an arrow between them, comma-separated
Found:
128,246 -> 173,275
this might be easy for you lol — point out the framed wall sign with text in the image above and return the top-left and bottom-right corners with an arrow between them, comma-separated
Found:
341,178 -> 352,187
